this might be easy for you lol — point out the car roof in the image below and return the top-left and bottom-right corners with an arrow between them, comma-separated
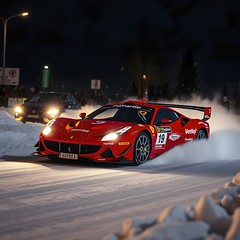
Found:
38,92 -> 68,95
119,100 -> 168,109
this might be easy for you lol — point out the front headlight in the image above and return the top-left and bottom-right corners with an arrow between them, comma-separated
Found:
47,108 -> 59,117
15,106 -> 23,114
42,119 -> 56,136
102,126 -> 131,141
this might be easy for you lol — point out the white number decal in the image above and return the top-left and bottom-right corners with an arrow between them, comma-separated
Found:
156,133 -> 167,145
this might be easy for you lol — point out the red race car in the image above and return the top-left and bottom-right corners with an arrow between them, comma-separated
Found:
35,100 -> 211,165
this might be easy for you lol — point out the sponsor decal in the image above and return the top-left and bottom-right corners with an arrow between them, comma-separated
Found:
185,138 -> 193,141
169,133 -> 180,141
71,128 -> 89,132
149,126 -> 155,133
113,104 -> 141,109
139,110 -> 147,116
155,144 -> 165,149
185,128 -> 197,134
103,142 -> 114,145
91,121 -> 106,125
138,109 -> 150,123
156,126 -> 172,133
118,142 -> 130,146
198,122 -> 208,127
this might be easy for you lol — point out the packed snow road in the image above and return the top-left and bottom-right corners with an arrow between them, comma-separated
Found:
0,155 -> 239,240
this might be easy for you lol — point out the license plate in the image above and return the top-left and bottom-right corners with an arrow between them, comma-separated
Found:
59,152 -> 78,160
27,114 -> 39,118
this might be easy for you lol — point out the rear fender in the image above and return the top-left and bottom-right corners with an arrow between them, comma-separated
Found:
203,107 -> 211,121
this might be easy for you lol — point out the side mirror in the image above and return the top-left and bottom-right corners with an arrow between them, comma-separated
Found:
160,118 -> 172,124
79,112 -> 86,119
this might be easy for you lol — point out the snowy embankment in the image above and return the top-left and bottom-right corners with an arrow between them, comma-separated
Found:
104,173 -> 240,240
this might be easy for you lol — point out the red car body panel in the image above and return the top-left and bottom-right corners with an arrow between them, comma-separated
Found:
37,100 -> 211,164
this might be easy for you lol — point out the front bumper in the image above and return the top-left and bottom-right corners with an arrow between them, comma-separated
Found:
37,138 -> 134,163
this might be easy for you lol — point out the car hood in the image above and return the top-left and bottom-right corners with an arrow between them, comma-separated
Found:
53,118 -> 135,141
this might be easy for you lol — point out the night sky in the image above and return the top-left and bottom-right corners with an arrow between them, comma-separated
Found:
1,0 -> 240,99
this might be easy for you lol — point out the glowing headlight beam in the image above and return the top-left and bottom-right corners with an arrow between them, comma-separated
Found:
102,133 -> 119,141
42,126 -> 51,136
15,106 -> 23,113
47,108 -> 59,116
102,126 -> 131,141
42,119 -> 56,136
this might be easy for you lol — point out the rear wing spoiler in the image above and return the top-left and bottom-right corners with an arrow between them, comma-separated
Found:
148,102 -> 211,121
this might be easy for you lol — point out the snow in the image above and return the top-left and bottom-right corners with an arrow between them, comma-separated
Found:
1,98 -> 240,240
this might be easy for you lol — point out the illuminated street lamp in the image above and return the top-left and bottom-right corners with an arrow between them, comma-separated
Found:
142,74 -> 148,100
0,12 -> 29,85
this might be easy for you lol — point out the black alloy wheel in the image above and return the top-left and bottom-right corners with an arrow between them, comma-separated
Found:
133,132 -> 151,165
196,129 -> 207,140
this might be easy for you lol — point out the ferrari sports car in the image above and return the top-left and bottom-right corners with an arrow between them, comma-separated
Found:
35,100 -> 211,165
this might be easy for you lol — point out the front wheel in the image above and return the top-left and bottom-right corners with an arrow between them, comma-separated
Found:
196,129 -> 207,140
133,132 -> 151,165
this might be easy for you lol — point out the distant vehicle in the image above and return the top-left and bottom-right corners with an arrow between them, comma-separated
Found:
14,92 -> 80,123
35,99 -> 211,165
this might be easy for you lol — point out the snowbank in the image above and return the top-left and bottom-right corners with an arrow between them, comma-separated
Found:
104,174 -> 240,240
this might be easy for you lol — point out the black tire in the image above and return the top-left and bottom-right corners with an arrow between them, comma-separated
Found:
196,129 -> 207,140
133,132 -> 151,165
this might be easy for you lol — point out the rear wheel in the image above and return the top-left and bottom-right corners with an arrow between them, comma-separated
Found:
196,129 -> 207,140
133,132 -> 151,165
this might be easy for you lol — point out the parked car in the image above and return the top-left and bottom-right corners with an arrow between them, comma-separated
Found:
14,92 -> 80,123
35,99 -> 211,165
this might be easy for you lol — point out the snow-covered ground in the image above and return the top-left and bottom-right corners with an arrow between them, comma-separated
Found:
1,98 -> 240,239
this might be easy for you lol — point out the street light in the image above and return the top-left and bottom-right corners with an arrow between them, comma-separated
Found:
0,12 -> 28,85
141,74 -> 148,100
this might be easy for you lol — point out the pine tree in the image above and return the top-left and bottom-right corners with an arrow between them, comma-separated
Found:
176,50 -> 197,98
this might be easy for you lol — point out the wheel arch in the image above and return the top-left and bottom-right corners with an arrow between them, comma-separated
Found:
197,127 -> 208,139
139,129 -> 152,149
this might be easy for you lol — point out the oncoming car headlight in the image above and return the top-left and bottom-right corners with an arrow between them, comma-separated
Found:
102,126 -> 131,141
15,106 -> 23,114
47,107 -> 60,117
42,119 -> 56,136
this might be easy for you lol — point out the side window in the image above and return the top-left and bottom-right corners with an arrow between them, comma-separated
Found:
29,94 -> 41,103
153,109 -> 179,125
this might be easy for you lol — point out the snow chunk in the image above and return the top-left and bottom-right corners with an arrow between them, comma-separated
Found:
221,194 -> 233,214
232,172 -> 240,186
158,204 -> 187,223
212,186 -> 239,203
225,207 -> 240,240
205,233 -> 224,240
194,195 -> 228,224
122,217 -> 156,238
130,221 -> 209,240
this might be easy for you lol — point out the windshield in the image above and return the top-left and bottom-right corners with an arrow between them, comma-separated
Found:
28,93 -> 64,104
87,104 -> 154,124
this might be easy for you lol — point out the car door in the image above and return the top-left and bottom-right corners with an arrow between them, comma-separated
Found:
153,108 -> 185,153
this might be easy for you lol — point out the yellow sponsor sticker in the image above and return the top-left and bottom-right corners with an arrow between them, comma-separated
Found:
118,142 -> 130,146
149,126 -> 155,133
139,110 -> 147,116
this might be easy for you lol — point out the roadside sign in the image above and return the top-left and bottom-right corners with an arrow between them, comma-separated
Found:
91,79 -> 101,90
0,67 -> 20,85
